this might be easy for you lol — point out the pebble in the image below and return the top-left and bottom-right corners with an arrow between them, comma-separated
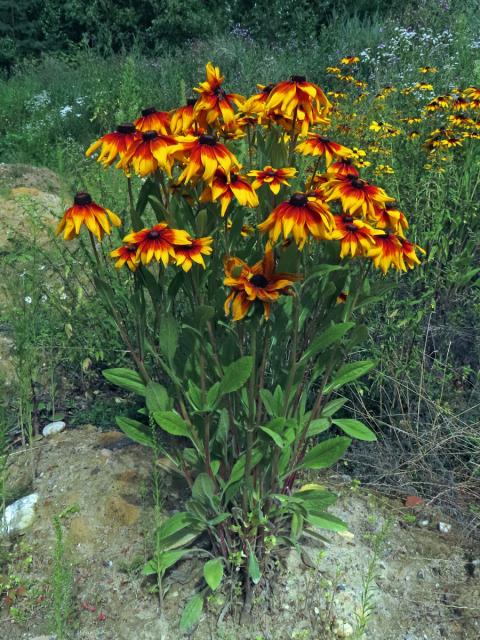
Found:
333,620 -> 354,637
336,583 -> 347,592
417,569 -> 426,580
438,522 -> 451,534
100,448 -> 113,458
1,493 -> 39,536
42,421 -> 66,436
418,518 -> 430,528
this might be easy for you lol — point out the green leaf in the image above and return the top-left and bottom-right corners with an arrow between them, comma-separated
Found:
194,305 -> 215,325
146,382 -> 169,413
247,542 -> 261,585
219,356 -> 253,395
207,382 -> 220,407
180,593 -> 204,632
332,418 -> 377,442
203,558 -> 223,591
324,360 -> 376,393
307,418 -> 331,437
303,264 -> 345,286
159,315 -> 178,363
260,426 -> 285,448
103,368 -> 146,396
156,512 -> 204,550
306,512 -> 349,532
320,397 -> 348,417
300,322 -> 355,363
300,437 -> 351,470
260,389 -> 276,417
153,411 -> 190,437
142,549 -> 190,576
192,473 -> 215,503
115,416 -> 153,447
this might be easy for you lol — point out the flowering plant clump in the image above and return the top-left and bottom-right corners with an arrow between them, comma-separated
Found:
57,62 -> 424,626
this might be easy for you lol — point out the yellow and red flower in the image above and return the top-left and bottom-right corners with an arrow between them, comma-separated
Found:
242,84 -> 276,115
258,193 -> 333,249
174,236 -> 213,271
170,99 -> 197,134
224,246 -> 300,321
463,86 -> 480,100
110,244 -> 140,271
367,232 -> 403,274
328,158 -> 360,177
134,107 -> 171,134
119,130 -> 178,177
371,202 -> 409,237
296,134 -> 352,166
85,123 -> 137,166
193,62 -> 244,126
200,170 -> 258,216
331,215 -> 382,258
264,75 -> 332,135
340,56 -> 360,65
399,238 -> 425,270
248,166 -> 297,195
173,134 -> 240,184
322,174 -> 394,218
122,223 -> 191,267
56,193 -> 121,241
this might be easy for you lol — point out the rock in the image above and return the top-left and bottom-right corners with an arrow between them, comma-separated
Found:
438,522 -> 452,534
1,493 -> 39,536
333,620 -> 354,637
42,421 -> 66,437
418,518 -> 430,528
405,495 -> 424,507
97,431 -> 125,448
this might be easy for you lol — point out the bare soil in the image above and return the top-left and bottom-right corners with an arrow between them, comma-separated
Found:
1,424 -> 478,640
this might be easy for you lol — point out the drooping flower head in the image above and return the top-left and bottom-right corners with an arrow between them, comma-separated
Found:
295,134 -> 352,166
110,243 -> 140,271
248,166 -> 297,195
322,174 -> 394,218
56,192 -> 121,241
174,236 -> 213,271
170,98 -> 198,134
264,75 -> 332,135
224,245 -> 301,321
367,232 -> 404,274
200,169 -> 259,217
331,215 -> 382,258
119,130 -> 178,177
193,62 -> 244,126
258,193 -> 333,249
173,134 -> 241,184
85,123 -> 137,166
241,84 -> 276,116
122,223 -> 191,267
372,202 -> 409,237
134,107 -> 171,134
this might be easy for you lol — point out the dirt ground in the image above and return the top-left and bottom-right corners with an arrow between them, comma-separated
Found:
0,424 -> 478,640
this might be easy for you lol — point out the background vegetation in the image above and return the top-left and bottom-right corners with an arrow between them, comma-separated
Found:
0,0 -> 479,526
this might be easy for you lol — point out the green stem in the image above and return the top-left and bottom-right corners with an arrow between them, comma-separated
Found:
242,324 -> 257,520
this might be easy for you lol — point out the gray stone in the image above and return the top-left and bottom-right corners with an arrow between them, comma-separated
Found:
1,493 -> 39,536
438,522 -> 452,534
42,420 -> 66,436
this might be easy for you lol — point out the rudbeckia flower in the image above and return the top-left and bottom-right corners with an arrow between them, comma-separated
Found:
295,135 -> 352,166
56,192 -> 121,241
123,223 -> 191,267
399,238 -> 425,270
193,62 -> 244,126
258,193 -> 333,249
118,130 -> 178,177
174,236 -> 213,271
134,107 -> 171,134
329,159 -> 360,177
419,66 -> 437,73
264,75 -> 332,135
367,232 -> 403,274
200,170 -> 259,217
415,82 -> 434,91
463,87 -> 480,100
340,56 -> 360,65
170,99 -> 197,134
371,202 -> 409,237
242,84 -> 276,115
248,166 -> 297,194
224,246 -> 300,321
172,134 -> 241,184
110,244 -> 140,271
331,215 -> 382,258
451,97 -> 469,111
322,174 -> 394,218
85,123 -> 137,166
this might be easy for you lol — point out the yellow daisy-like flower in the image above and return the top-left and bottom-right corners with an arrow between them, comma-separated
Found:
295,135 -> 352,166
331,215 -> 383,258
122,223 -> 191,267
172,134 -> 241,184
258,193 -> 333,249
322,174 -> 394,218
200,169 -> 259,217
56,193 -> 121,242
174,237 -> 213,271
110,244 -> 140,271
193,62 -> 244,126
85,123 -> 137,166
340,56 -> 360,65
248,166 -> 297,195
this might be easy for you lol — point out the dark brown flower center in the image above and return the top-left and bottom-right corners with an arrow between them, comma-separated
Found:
142,107 -> 157,116
385,201 -> 398,210
289,193 -> 308,207
74,192 -> 92,205
187,97 -> 197,106
262,84 -> 275,94
126,244 -> 137,252
199,134 -> 217,146
343,215 -> 354,223
250,274 -> 269,288
142,130 -> 158,141
319,136 -> 330,143
349,177 -> 365,189
291,75 -> 306,83
345,223 -> 358,232
147,229 -> 161,239
116,123 -> 136,134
